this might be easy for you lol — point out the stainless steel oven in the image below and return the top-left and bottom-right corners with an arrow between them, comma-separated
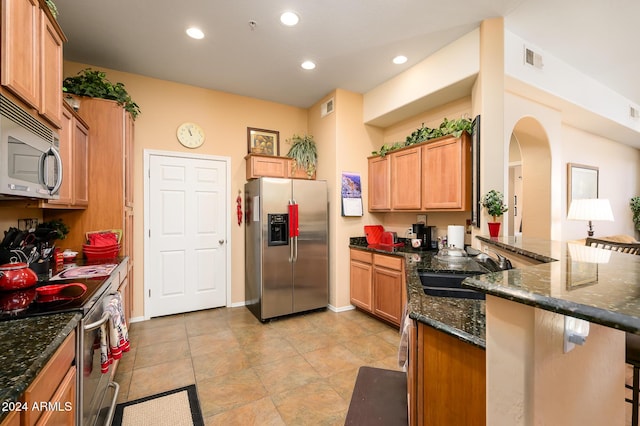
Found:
79,274 -> 121,426
0,259 -> 128,426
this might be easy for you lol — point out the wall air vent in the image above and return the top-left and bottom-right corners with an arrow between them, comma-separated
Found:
524,46 -> 544,69
321,97 -> 334,118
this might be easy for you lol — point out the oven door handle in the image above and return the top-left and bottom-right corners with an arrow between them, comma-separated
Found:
104,381 -> 120,426
84,311 -> 110,331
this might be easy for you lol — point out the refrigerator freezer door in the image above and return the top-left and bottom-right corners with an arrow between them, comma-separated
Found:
292,179 -> 329,313
260,178 -> 294,319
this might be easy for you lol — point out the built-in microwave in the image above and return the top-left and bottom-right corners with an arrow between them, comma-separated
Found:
0,94 -> 62,199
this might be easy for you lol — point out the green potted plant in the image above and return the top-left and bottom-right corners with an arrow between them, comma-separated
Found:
630,197 -> 640,231
481,190 -> 508,237
286,134 -> 317,179
372,117 -> 473,157
62,68 -> 141,119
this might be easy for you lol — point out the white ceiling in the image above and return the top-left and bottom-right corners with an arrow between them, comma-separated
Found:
53,0 -> 640,110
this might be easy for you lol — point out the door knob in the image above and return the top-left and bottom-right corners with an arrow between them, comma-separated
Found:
219,239 -> 225,245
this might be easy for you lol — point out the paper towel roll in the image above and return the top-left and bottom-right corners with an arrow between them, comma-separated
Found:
447,225 -> 465,249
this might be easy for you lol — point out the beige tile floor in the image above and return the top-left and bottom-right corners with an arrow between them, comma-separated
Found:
113,307 -> 402,425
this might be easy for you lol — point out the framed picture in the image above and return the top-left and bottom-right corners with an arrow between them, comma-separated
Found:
567,163 -> 598,205
247,127 -> 279,156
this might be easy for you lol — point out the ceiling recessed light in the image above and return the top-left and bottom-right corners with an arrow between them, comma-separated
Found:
393,55 -> 408,65
186,27 -> 205,39
280,11 -> 299,26
301,60 -> 316,70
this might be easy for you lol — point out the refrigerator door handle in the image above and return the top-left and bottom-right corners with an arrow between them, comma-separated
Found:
289,236 -> 294,262
293,236 -> 298,262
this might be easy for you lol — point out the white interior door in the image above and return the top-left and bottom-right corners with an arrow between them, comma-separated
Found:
146,153 -> 228,318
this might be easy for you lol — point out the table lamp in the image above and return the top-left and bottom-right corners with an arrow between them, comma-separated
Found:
567,198 -> 614,237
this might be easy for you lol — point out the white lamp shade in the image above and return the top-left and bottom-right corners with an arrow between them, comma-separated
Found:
567,198 -> 614,222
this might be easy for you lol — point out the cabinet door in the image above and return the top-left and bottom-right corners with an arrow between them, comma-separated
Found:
422,135 -> 470,210
1,0 -> 40,109
39,8 -> 63,128
391,146 -> 421,210
418,323 -> 486,425
368,155 -> 390,210
124,113 -> 134,207
47,106 -> 73,205
34,366 -> 75,426
72,118 -> 89,206
350,259 -> 373,311
246,155 -> 288,179
372,266 -> 402,326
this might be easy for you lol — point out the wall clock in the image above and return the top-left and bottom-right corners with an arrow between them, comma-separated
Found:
176,122 -> 205,148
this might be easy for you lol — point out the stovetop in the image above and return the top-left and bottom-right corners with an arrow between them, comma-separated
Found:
0,260 -> 123,321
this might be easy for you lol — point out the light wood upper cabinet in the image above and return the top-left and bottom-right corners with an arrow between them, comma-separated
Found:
368,134 -> 471,212
1,0 -> 65,128
391,146 -> 421,210
43,103 -> 89,208
39,7 -> 64,128
422,133 -> 471,210
1,0 -> 40,108
368,155 -> 390,210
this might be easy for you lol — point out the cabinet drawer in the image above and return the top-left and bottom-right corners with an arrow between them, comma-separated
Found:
373,253 -> 403,271
23,330 -> 75,426
351,249 -> 372,264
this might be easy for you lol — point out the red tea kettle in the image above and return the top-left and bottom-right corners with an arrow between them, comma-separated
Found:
0,262 -> 38,291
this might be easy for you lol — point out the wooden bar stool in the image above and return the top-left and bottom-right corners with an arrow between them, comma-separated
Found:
626,333 -> 640,426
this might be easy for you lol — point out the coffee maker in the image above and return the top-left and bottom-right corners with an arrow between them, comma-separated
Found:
412,223 -> 434,250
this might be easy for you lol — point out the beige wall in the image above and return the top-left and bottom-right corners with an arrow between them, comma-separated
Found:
64,61 -> 309,317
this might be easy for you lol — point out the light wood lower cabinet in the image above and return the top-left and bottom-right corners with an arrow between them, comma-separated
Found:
349,248 -> 404,326
408,321 -> 485,425
14,330 -> 77,426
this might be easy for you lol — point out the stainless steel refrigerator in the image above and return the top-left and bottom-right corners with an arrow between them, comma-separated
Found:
245,177 -> 329,321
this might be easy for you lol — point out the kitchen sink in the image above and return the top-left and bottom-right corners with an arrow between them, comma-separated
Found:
418,270 -> 485,300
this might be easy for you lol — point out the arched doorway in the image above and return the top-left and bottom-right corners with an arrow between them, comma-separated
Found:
508,117 -> 552,239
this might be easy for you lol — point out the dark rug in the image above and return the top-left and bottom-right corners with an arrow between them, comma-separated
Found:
112,384 -> 204,426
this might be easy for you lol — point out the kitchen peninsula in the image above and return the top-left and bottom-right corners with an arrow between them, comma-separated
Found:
351,235 -> 640,425
464,236 -> 638,426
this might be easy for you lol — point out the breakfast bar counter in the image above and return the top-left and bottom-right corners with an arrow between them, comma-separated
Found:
466,235 -> 640,334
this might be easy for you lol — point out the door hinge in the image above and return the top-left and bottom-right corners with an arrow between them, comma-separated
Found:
148,229 -> 151,238
148,289 -> 151,297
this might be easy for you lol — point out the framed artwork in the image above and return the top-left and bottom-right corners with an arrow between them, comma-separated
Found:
247,127 -> 279,156
567,163 -> 598,205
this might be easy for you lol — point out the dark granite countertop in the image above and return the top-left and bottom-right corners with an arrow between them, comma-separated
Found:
0,312 -> 80,422
350,237 -> 488,349
464,236 -> 640,334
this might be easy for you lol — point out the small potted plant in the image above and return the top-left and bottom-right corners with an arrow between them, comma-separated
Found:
62,68 -> 141,119
286,134 -> 317,179
481,190 -> 508,237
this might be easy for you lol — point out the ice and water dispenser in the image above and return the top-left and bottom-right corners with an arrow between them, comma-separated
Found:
267,213 -> 289,246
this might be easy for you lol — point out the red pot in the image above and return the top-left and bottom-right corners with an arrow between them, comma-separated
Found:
488,222 -> 501,238
0,262 -> 39,291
